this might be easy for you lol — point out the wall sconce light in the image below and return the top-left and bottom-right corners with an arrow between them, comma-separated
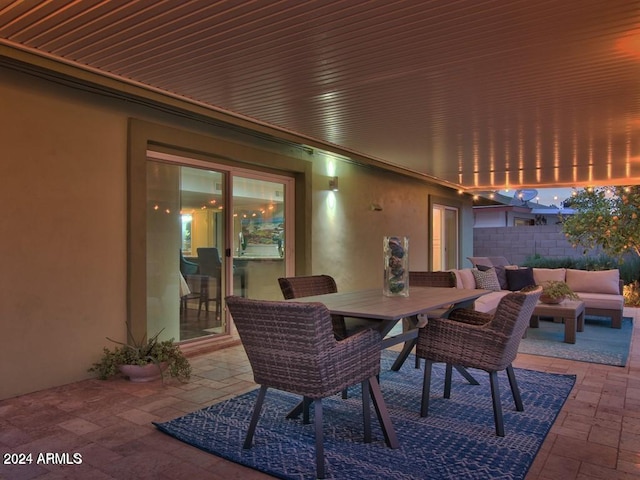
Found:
328,176 -> 339,191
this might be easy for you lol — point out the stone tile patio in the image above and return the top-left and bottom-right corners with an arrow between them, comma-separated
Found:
1,308 -> 639,479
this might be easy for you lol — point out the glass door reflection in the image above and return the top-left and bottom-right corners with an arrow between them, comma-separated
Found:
232,176 -> 287,300
178,167 -> 226,340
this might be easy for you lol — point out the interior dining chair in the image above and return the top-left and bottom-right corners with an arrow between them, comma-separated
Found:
196,247 -> 223,319
416,286 -> 542,436
179,249 -> 199,275
225,296 -> 399,479
179,250 -> 201,316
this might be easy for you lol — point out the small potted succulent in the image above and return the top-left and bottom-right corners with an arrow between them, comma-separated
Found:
539,280 -> 580,304
89,326 -> 191,383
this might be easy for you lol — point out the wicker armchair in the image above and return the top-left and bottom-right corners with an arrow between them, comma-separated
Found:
416,286 -> 542,436
405,271 -> 480,385
392,271 -> 457,371
225,296 -> 398,479
278,275 -> 348,339
408,270 -> 457,288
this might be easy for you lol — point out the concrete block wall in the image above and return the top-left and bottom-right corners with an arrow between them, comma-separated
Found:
472,224 -> 598,266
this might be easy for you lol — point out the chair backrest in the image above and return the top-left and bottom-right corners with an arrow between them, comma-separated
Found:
197,247 -> 222,277
225,296 -> 339,395
179,250 -> 199,275
278,275 -> 348,340
409,271 -> 456,288
487,286 -> 542,367
278,275 -> 338,299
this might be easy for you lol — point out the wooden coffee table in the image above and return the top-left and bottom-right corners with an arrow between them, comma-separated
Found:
529,299 -> 585,344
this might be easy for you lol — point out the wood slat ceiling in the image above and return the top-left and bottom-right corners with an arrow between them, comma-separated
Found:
1,0 -> 639,190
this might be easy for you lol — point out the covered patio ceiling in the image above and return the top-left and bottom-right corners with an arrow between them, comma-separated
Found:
1,0 -> 639,191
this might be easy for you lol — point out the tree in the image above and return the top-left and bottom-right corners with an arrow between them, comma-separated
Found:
561,186 -> 640,258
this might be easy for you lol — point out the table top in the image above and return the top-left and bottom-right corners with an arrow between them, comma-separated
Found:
288,287 -> 489,321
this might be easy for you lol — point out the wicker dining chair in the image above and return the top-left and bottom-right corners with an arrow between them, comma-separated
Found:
278,275 -> 348,339
400,271 -> 458,369
225,296 -> 398,479
278,274 -> 378,399
416,286 -> 542,436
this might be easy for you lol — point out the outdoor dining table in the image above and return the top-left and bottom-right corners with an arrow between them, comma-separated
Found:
286,286 -> 489,370
283,286 -> 489,422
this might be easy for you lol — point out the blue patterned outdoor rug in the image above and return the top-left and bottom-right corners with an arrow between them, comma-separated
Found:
155,351 -> 575,479
519,316 -> 633,366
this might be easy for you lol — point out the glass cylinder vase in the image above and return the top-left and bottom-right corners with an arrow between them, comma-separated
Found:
383,236 -> 409,297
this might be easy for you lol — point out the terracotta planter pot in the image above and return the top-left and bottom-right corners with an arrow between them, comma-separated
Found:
118,362 -> 167,382
540,294 -> 565,304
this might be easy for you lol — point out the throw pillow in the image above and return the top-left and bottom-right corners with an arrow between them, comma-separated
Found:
478,264 -> 508,290
506,267 -> 535,291
471,268 -> 501,291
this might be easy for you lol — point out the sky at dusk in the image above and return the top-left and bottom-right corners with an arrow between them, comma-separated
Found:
498,188 -> 576,207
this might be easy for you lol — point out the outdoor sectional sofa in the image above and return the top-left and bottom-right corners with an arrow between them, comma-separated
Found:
450,265 -> 625,328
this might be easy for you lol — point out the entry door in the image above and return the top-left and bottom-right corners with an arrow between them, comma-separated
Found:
432,204 -> 459,270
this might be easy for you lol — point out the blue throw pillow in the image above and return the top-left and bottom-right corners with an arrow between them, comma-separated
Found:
506,267 -> 535,291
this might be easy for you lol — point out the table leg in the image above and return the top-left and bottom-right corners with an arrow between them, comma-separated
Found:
390,338 -> 417,371
564,315 -> 576,344
577,310 -> 585,332
453,365 -> 480,385
286,401 -> 304,419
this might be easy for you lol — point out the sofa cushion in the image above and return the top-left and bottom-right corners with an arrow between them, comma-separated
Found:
532,268 -> 566,285
506,267 -> 535,291
566,269 -> 620,295
474,290 -> 510,313
471,268 -> 501,291
488,256 -> 511,267
576,292 -> 624,310
477,264 -> 509,289
453,269 -> 477,289
467,256 -> 491,268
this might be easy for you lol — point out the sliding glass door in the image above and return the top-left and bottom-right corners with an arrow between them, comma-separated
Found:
146,152 -> 293,343
232,175 -> 288,301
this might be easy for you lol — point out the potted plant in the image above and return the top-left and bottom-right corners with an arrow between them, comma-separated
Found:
539,280 -> 580,304
89,326 -> 191,383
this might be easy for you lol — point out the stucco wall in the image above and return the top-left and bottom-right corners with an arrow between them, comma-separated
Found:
0,65 -> 471,399
312,163 -> 458,290
0,69 -> 128,399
